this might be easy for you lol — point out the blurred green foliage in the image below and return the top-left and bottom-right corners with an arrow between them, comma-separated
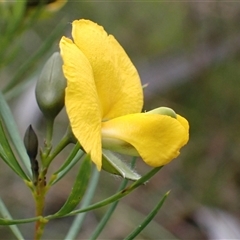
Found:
1,1 -> 240,239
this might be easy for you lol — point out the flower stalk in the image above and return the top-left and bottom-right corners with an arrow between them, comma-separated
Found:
33,169 -> 48,240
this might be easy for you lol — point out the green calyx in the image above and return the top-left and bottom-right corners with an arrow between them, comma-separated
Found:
145,107 -> 177,118
35,52 -> 66,120
102,137 -> 139,157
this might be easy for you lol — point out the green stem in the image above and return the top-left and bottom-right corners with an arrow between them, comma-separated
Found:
45,118 -> 54,152
44,130 -> 73,169
41,118 -> 54,167
46,119 -> 53,144
33,126 -> 74,239
33,170 -> 48,240
34,217 -> 48,240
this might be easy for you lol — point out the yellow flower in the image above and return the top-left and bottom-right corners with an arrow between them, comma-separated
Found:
60,19 -> 189,170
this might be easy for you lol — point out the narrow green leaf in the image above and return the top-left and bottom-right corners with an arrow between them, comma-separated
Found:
0,92 -> 31,176
0,198 -> 25,239
64,167 -> 100,240
0,216 -> 40,226
49,146 -> 85,186
124,191 -> 170,240
0,162 -> 159,228
90,157 -> 137,240
102,150 -> 141,181
117,202 -> 179,239
89,177 -> 129,240
49,151 -> 84,185
47,166 -> 163,220
54,154 -> 92,217
53,143 -> 81,175
0,121 -> 29,180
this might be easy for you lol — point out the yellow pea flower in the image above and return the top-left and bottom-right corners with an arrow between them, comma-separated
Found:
59,19 -> 189,170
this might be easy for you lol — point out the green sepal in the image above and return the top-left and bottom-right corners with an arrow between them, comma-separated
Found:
102,150 -> 141,181
146,107 -> 177,118
54,154 -> 92,217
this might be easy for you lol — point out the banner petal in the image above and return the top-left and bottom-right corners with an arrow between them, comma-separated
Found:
72,19 -> 143,119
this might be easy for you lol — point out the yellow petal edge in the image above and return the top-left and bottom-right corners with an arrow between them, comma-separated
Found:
60,36 -> 102,170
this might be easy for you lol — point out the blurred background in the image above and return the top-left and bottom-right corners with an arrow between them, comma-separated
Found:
1,1 -> 240,239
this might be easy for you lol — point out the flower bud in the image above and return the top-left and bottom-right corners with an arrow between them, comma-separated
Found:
24,125 -> 38,159
145,107 -> 177,118
35,52 -> 66,120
